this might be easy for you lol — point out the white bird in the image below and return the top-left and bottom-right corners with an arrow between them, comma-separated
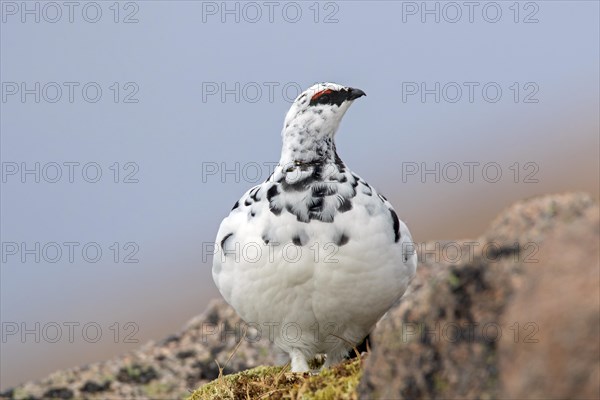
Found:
212,82 -> 417,372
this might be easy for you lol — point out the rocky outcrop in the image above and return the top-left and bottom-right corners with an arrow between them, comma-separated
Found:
359,192 -> 599,399
499,205 -> 599,399
1,300 -> 277,400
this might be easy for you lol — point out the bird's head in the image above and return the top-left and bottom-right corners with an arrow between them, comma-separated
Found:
280,82 -> 366,163
283,82 -> 365,137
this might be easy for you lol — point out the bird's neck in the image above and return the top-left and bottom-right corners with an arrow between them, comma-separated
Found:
279,126 -> 339,168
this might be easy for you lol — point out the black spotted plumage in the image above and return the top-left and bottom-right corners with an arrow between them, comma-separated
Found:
245,156 -> 401,247
336,233 -> 349,246
262,234 -> 270,245
250,186 -> 261,201
220,233 -> 233,249
267,185 -> 282,215
334,150 -> 346,172
389,209 -> 401,242
280,165 -> 321,192
270,205 -> 282,215
360,182 -> 373,196
312,184 -> 337,197
267,184 -> 279,200
337,197 -> 353,213
308,196 -> 324,213
265,157 -> 360,224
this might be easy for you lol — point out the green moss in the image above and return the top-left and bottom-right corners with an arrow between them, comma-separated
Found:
547,201 -> 558,217
188,357 -> 363,400
433,374 -> 448,392
11,388 -> 30,400
447,272 -> 460,288
258,347 -> 269,358
143,381 -> 174,398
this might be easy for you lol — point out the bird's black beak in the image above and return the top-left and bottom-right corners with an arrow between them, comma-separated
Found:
347,87 -> 366,100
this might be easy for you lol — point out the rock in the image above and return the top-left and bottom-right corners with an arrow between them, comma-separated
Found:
116,365 -> 158,384
41,387 -> 73,399
79,380 -> 111,393
1,299 -> 276,400
499,205 -> 600,399
358,192 -> 598,399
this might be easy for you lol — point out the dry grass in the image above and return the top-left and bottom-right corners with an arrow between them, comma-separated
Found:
187,356 -> 364,400
188,323 -> 366,400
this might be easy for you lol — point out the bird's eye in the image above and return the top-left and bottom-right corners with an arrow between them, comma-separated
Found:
319,95 -> 330,103
309,89 -> 334,106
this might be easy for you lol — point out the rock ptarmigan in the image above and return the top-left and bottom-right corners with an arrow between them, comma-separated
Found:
212,82 -> 417,372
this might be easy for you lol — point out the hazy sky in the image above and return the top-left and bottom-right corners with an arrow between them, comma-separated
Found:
1,0 -> 599,389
